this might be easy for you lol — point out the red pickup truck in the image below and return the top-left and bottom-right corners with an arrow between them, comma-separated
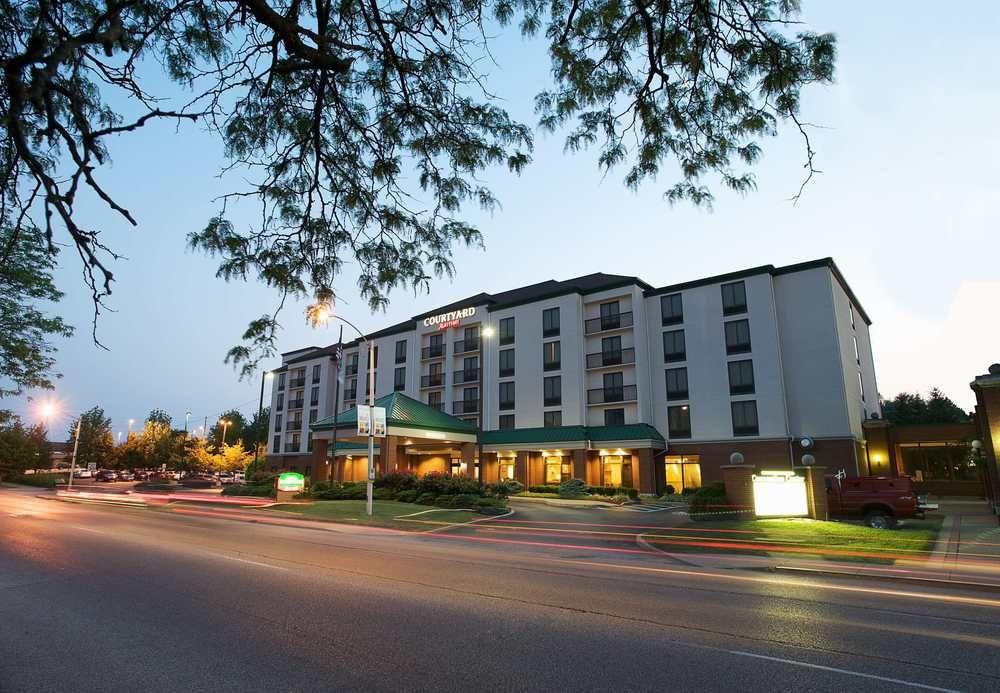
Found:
825,474 -> 936,529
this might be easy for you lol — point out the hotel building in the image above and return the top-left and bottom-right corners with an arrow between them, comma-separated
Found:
266,258 -> 880,494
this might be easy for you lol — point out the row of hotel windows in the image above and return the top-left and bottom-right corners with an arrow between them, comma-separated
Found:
497,407 -> 627,431
662,319 -> 751,362
276,364 -> 323,391
666,400 -> 759,438
659,280 -> 748,326
274,386 -> 321,412
664,360 -> 755,400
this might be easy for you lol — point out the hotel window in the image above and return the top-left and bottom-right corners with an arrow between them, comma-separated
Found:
660,293 -> 683,326
601,455 -> 629,487
663,329 -> 686,362
542,307 -> 560,337
665,367 -> 688,400
603,371 -> 624,400
665,455 -> 702,492
724,319 -> 751,354
850,303 -> 856,329
394,366 -> 406,391
668,405 -> 691,439
721,280 -> 747,315
602,335 -> 622,363
604,408 -> 625,426
545,456 -> 572,484
310,386 -> 319,406
544,410 -> 562,428
272,435 -> 281,453
499,317 -> 515,345
370,345 -> 379,369
728,360 -> 755,395
858,371 -> 865,402
312,364 -> 321,383
309,409 -> 319,424
344,378 -> 357,401
395,339 -> 407,364
498,458 -> 516,479
346,352 -> 359,375
274,413 -> 282,432
499,348 -> 515,377
499,381 -> 515,411
499,414 -> 515,430
276,392 -> 284,411
543,376 -> 561,406
430,333 -> 443,349
463,356 -> 478,379
463,326 -> 480,349
543,341 -> 561,371
428,390 -> 442,410
853,335 -> 861,364
731,400 -> 759,436
307,432 -> 314,453
277,372 -> 286,390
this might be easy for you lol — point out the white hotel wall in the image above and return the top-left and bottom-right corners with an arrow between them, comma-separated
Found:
644,272 -> 788,442
582,286 -> 645,426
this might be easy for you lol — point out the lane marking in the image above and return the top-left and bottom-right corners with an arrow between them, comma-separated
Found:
208,553 -> 290,572
725,649 -> 961,692
71,525 -> 107,534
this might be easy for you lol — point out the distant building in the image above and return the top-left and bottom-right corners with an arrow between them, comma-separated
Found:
266,258 -> 879,493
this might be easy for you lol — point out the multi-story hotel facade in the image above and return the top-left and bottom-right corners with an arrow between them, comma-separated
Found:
266,258 -> 880,494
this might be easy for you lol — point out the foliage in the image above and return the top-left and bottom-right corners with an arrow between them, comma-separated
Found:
208,410 -> 248,450
0,224 -> 73,398
221,483 -> 275,498
663,484 -> 676,496
689,482 -> 729,514
558,478 -> 588,498
243,408 -> 271,453
0,0 -> 836,376
0,411 -> 49,479
528,485 -> 561,494
147,409 -> 172,427
68,407 -> 115,470
487,479 -> 523,499
880,389 -> 970,426
7,472 -> 61,488
587,486 -> 639,500
375,471 -> 419,491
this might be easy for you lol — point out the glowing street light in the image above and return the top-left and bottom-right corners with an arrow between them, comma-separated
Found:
128,418 -> 135,437
220,419 -> 231,446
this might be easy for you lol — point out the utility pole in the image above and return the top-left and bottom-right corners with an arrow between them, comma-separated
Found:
329,325 -> 344,484
67,419 -> 81,489
203,416 -> 208,441
252,369 -> 271,473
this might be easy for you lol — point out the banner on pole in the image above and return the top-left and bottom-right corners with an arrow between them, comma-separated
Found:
372,407 -> 387,438
357,405 -> 371,436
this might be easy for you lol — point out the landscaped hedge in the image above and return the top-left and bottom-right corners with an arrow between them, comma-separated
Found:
306,472 -> 507,511
526,482 -> 639,499
221,482 -> 275,498
689,482 -> 731,517
7,473 -> 60,488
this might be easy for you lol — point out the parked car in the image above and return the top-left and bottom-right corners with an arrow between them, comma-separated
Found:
95,470 -> 118,482
218,472 -> 236,484
75,468 -> 93,479
233,471 -> 245,484
180,474 -> 221,489
825,474 -> 937,529
117,470 -> 135,482
134,470 -> 151,481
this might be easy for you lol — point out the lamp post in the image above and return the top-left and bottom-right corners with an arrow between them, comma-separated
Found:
252,370 -> 275,474
127,418 -> 135,438
220,419 -> 231,446
310,305 -> 376,516
67,419 -> 82,489
479,322 -> 495,482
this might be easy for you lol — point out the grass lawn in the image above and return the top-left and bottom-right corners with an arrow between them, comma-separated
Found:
262,500 -> 482,531
643,516 -> 944,564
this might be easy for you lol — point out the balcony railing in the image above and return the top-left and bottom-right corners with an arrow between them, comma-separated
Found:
666,389 -> 689,401
543,360 -> 561,372
287,398 -> 305,410
452,368 -> 480,385
543,396 -> 561,406
284,443 -> 300,453
289,377 -> 306,388
452,400 -> 480,415
586,384 -> 637,405
453,339 -> 480,355
421,344 -> 445,360
585,347 -> 635,369
421,373 -> 444,388
287,418 -> 303,429
343,390 -> 357,402
426,401 -> 445,411
344,364 -> 358,376
584,311 -> 633,335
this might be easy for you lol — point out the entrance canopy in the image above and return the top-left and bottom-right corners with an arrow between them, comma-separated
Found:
311,392 -> 478,446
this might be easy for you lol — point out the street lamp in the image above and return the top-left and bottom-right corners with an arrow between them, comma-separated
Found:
307,297 -> 377,516
252,370 -> 276,473
220,419 -> 231,446
127,418 -> 135,438
477,321 -> 495,481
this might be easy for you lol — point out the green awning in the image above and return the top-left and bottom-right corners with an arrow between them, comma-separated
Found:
311,391 -> 477,436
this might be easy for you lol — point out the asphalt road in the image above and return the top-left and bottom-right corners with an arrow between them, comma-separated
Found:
2,486 -> 999,692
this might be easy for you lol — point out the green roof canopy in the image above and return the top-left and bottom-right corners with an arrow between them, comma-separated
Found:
311,392 -> 477,436
479,423 -> 664,447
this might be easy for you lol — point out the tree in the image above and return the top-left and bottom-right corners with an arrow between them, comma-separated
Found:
0,411 -> 49,479
2,1 -> 836,377
67,407 -> 115,469
881,390 -> 969,426
147,409 -> 173,427
243,407 -> 271,453
208,410 -> 248,450
0,224 -> 74,398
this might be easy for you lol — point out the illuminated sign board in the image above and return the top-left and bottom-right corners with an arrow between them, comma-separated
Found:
423,307 -> 476,330
277,472 -> 305,493
752,471 -> 808,518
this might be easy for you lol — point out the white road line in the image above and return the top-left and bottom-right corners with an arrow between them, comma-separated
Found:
725,649 -> 961,692
71,525 -> 106,534
208,553 -> 290,572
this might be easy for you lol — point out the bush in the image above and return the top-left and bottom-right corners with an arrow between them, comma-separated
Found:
376,471 -> 418,491
558,478 -> 588,498
436,493 -> 480,509
475,496 -> 506,509
528,485 -> 560,494
415,492 -> 438,505
314,482 -> 366,500
373,486 -> 396,500
681,486 -> 697,496
221,483 -> 274,498
689,482 -> 728,515
663,484 -> 676,496
395,489 -> 419,503
487,479 -> 522,498
586,485 -> 638,500
8,473 -> 59,488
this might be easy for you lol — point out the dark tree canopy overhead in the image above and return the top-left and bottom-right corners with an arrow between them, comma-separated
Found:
880,389 -> 970,427
1,0 -> 835,378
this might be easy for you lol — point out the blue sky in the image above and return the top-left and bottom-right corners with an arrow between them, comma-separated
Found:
8,2 -> 1000,438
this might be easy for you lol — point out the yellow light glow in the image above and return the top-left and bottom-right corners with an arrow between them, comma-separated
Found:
753,473 -> 808,517
482,326 -> 495,337
38,400 -> 58,420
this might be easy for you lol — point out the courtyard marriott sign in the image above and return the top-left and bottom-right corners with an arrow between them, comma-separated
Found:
423,307 -> 476,330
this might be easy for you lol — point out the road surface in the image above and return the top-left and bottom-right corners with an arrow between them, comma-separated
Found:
2,486 -> 999,692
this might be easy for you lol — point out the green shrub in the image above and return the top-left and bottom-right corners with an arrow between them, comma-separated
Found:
558,478 -> 588,498
444,493 -> 480,508
475,496 -> 507,509
528,485 -> 560,494
585,485 -> 638,500
373,486 -> 396,500
376,471 -> 418,491
681,486 -> 698,496
8,473 -> 60,488
395,489 -> 419,503
221,483 -> 274,498
415,492 -> 438,505
487,479 -> 522,498
663,484 -> 676,496
314,482 -> 366,500
689,483 -> 728,515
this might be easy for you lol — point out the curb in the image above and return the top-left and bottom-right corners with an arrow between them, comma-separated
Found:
770,565 -> 1000,593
